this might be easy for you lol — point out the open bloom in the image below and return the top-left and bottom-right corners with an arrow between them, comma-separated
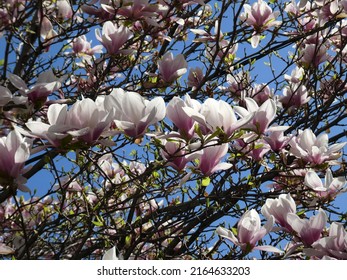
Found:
305,222 -> 347,259
196,142 -> 232,176
96,21 -> 133,54
70,35 -> 103,57
216,209 -> 281,253
183,98 -> 252,138
264,125 -> 291,152
104,88 -> 166,138
289,128 -> 346,165
0,130 -> 31,189
287,208 -> 327,246
305,169 -> 346,199
158,52 -> 187,83
25,97 -> 112,146
240,0 -> 282,31
166,95 -> 201,140
160,139 -> 190,171
234,98 -> 277,134
8,70 -> 65,104
239,0 -> 281,47
279,83 -> 310,110
261,193 -> 296,231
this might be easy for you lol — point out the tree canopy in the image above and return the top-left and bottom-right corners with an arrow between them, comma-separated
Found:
0,0 -> 347,260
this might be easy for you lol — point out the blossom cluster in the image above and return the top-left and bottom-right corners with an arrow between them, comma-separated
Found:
0,0 -> 347,260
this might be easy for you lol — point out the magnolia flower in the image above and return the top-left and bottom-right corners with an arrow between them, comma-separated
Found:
280,83 -> 310,110
24,97 -> 112,146
104,88 -> 166,138
250,84 -> 273,105
217,209 -> 281,253
8,70 -> 65,104
284,66 -> 305,83
95,21 -> 133,54
287,208 -> 327,246
240,0 -> 281,47
183,98 -> 252,138
289,128 -> 346,165
299,44 -> 328,68
305,169 -> 346,198
166,95 -> 201,140
114,0 -> 159,24
261,193 -> 296,231
160,139 -> 190,171
233,134 -> 271,161
56,0 -> 73,19
102,246 -> 124,260
240,0 -> 282,31
234,98 -> 277,134
70,35 -> 103,57
187,66 -> 204,90
196,142 -> 232,176
264,125 -> 291,152
0,130 -> 31,190
0,86 -> 12,106
225,71 -> 250,99
158,52 -> 187,83
40,16 -> 57,46
305,222 -> 347,259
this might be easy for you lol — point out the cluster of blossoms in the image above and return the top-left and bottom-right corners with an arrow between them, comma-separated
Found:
1,0 -> 347,260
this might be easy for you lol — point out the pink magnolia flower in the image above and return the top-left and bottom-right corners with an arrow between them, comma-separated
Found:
0,86 -> 12,106
24,97 -> 112,146
183,98 -> 252,138
70,35 -> 103,57
157,52 -> 187,83
166,95 -> 201,140
287,208 -> 327,246
305,222 -> 347,259
264,125 -> 291,152
40,16 -> 58,47
217,209 -> 281,253
280,83 -> 310,110
305,169 -> 346,199
160,139 -> 190,171
8,70 -> 65,104
102,0 -> 160,26
299,44 -> 328,68
95,21 -> 133,54
284,66 -> 305,83
234,97 -> 277,134
187,67 -> 204,90
56,0 -> 73,19
0,130 -> 31,189
224,71 -> 250,99
240,0 -> 281,47
104,88 -> 166,138
261,193 -> 296,231
195,142 -> 232,176
289,128 -> 346,165
233,134 -> 271,161
250,84 -> 273,105
240,0 -> 282,31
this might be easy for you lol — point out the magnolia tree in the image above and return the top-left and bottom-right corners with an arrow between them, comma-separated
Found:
0,0 -> 347,260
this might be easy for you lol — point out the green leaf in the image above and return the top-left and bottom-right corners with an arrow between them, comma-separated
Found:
202,177 -> 210,187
